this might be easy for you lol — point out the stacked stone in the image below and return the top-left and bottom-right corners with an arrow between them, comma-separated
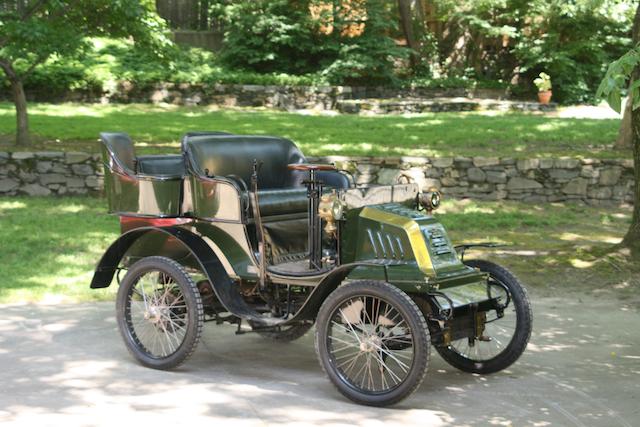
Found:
309,156 -> 635,205
335,99 -> 556,115
1,151 -> 634,205
108,83 -> 350,111
6,83 -> 503,110
0,152 -> 103,196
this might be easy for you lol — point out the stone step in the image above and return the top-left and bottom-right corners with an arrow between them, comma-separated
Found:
335,97 -> 557,115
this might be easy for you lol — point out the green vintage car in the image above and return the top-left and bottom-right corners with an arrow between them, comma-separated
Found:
91,131 -> 532,407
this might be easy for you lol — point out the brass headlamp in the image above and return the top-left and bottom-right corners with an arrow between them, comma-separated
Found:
418,188 -> 442,213
318,191 -> 344,237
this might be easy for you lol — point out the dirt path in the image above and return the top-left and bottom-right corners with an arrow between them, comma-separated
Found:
0,293 -> 637,426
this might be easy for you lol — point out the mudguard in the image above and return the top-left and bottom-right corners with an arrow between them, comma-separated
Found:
90,226 -> 268,324
91,227 -> 394,326
287,261 -> 395,321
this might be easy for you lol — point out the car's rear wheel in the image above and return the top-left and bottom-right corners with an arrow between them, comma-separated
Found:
315,280 -> 430,407
116,256 -> 203,370
436,259 -> 532,374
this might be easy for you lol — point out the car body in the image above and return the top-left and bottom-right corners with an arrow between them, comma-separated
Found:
91,131 -> 532,406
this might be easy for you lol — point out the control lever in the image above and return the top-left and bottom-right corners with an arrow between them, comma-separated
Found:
250,159 -> 268,290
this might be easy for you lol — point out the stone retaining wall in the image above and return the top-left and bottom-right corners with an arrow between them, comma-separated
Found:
9,83 -> 507,110
314,156 -> 635,205
0,151 -> 634,205
0,152 -> 102,196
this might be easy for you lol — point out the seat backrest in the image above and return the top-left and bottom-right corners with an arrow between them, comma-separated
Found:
184,135 -> 306,189
99,132 -> 136,175
137,155 -> 185,176
180,131 -> 232,153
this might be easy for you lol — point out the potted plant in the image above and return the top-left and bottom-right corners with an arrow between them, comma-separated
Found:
534,72 -> 552,104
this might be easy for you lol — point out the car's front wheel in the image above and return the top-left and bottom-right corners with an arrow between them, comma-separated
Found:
315,280 -> 430,407
435,259 -> 532,374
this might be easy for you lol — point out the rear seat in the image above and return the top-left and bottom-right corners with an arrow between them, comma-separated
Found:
100,132 -> 185,177
99,132 -> 184,217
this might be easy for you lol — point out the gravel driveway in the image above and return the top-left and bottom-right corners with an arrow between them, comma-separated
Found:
0,294 -> 637,426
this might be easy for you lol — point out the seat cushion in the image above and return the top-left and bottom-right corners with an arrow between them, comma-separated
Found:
256,188 -> 308,217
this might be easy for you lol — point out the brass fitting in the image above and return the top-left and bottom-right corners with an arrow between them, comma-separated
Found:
418,187 -> 442,213
318,190 -> 344,238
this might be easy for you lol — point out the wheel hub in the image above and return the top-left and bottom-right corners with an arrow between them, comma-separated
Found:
359,335 -> 382,352
144,305 -> 168,324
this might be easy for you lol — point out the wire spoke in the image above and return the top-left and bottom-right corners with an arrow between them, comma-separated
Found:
124,269 -> 190,359
328,294 -> 415,393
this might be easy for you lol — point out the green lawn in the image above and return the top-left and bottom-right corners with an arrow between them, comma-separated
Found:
1,196 -> 637,304
0,102 -> 624,158
0,197 -> 119,303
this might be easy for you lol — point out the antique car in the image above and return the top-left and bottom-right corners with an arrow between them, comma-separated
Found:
91,131 -> 533,407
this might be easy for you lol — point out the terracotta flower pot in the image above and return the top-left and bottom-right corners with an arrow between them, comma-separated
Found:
538,90 -> 552,104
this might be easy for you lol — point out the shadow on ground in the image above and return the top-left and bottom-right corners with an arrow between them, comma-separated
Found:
0,294 -> 637,426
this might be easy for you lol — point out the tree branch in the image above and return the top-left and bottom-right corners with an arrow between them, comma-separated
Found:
21,0 -> 48,21
23,54 -> 48,77
0,58 -> 18,81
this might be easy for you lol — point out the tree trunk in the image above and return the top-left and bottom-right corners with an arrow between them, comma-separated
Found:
615,3 -> 640,151
616,99 -> 633,150
622,103 -> 640,255
11,79 -> 30,146
621,1 -> 640,254
397,0 -> 418,69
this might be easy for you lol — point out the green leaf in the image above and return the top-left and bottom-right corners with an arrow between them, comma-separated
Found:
608,90 -> 622,113
632,88 -> 640,111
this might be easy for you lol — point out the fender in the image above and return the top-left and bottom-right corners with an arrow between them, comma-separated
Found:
91,228 -> 393,326
90,226 -> 268,324
284,261 -> 393,322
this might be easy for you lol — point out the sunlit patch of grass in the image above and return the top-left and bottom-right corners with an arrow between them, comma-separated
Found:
57,204 -> 88,213
0,102 -> 623,158
439,199 -> 640,303
0,196 -> 119,303
0,200 -> 27,211
0,195 -> 637,304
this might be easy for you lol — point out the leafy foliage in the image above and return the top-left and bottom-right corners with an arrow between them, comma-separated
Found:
0,38 -> 326,96
411,0 -> 633,103
0,0 -> 636,103
216,0 -> 406,85
0,0 -> 169,78
533,72 -> 552,92
215,0 -> 325,74
596,46 -> 640,113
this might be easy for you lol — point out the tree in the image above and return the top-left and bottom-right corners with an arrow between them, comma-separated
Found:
616,100 -> 633,149
597,2 -> 640,256
0,0 -> 167,146
397,0 -> 418,69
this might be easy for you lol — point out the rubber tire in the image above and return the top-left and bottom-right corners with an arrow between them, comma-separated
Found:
116,256 -> 204,370
257,323 -> 313,342
436,259 -> 533,374
315,280 -> 430,407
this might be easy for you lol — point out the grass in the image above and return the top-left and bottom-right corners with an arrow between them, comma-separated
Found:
1,196 -> 637,305
0,197 -> 119,303
0,102 -> 625,158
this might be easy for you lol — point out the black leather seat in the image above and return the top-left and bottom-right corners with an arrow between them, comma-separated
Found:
184,134 -> 352,217
99,132 -> 185,217
100,132 -> 138,176
100,132 -> 184,178
137,155 -> 184,176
